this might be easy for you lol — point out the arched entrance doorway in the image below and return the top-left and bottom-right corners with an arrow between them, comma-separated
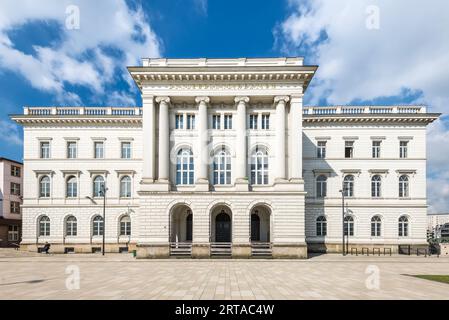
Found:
170,204 -> 193,243
251,213 -> 260,241
210,205 -> 232,243
250,206 -> 271,242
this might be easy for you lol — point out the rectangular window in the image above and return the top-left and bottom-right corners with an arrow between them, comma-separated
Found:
40,141 -> 50,159
94,142 -> 104,159
224,114 -> 233,129
372,141 -> 381,158
8,226 -> 19,242
175,114 -> 184,129
212,114 -> 221,129
317,141 -> 327,159
121,142 -> 131,159
400,141 -> 408,158
10,183 -> 21,196
10,165 -> 21,177
345,141 -> 354,158
249,114 -> 258,129
67,142 -> 77,159
261,114 -> 270,129
187,114 -> 195,129
10,201 -> 20,214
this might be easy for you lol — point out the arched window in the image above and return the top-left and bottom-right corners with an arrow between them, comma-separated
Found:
92,215 -> 104,236
176,148 -> 194,185
213,148 -> 231,185
120,216 -> 131,236
93,176 -> 105,198
316,216 -> 327,236
39,176 -> 51,198
316,175 -> 327,198
343,175 -> 354,197
250,148 -> 269,185
39,216 -> 50,236
371,215 -> 382,237
371,175 -> 381,198
66,176 -> 78,198
66,216 -> 77,236
120,176 -> 132,198
344,215 -> 354,236
399,175 -> 409,198
398,216 -> 409,237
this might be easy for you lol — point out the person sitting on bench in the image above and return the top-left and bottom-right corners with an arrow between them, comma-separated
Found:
43,242 -> 51,254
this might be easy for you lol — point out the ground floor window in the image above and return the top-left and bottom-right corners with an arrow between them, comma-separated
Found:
8,225 -> 19,241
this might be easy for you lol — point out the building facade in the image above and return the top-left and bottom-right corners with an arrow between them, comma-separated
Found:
11,57 -> 439,258
427,213 -> 449,239
0,158 -> 23,247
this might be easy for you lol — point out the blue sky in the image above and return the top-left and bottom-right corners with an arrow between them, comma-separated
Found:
0,0 -> 448,212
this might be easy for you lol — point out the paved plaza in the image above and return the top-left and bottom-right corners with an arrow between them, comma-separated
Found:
0,249 -> 448,300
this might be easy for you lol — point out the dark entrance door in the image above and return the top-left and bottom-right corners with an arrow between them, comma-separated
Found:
186,213 -> 192,241
215,211 -> 231,242
251,213 -> 260,241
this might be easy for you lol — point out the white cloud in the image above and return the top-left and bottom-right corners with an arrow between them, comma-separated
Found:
0,119 -> 22,146
277,0 -> 449,212
193,0 -> 208,16
0,0 -> 161,105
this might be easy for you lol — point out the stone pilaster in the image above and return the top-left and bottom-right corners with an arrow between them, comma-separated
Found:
195,96 -> 210,191
234,96 -> 250,191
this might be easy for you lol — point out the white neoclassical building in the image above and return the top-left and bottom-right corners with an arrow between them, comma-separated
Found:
11,57 -> 439,258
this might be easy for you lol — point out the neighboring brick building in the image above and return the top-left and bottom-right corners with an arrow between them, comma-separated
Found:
0,157 -> 23,247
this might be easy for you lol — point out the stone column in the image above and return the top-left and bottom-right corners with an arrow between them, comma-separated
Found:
195,96 -> 210,191
234,96 -> 250,189
156,96 -> 170,183
142,94 -> 155,183
290,94 -> 303,181
274,96 -> 289,182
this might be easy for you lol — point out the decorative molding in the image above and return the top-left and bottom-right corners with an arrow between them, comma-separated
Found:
343,136 -> 359,140
234,96 -> 250,104
155,96 -> 171,104
33,170 -> 55,177
88,170 -> 110,177
314,136 -> 331,141
274,96 -> 290,104
195,96 -> 210,104
398,136 -> 414,140
370,136 -> 386,140
63,137 -> 80,141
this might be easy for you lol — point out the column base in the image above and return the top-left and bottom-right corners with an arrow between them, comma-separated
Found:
272,243 -> 308,259
232,243 -> 251,258
140,177 -> 155,184
136,244 -> 170,258
234,178 -> 249,191
139,181 -> 170,192
273,178 -> 304,191
192,243 -> 210,258
195,179 -> 210,192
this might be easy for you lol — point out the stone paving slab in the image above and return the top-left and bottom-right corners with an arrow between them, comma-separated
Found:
0,250 -> 448,300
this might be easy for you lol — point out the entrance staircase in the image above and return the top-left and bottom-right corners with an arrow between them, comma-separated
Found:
251,242 -> 272,257
169,242 -> 192,257
210,242 -> 232,257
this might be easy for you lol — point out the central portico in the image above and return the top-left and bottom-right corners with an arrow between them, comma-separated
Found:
128,57 -> 316,258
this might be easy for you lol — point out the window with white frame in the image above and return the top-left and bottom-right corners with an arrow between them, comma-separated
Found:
39,216 -> 50,236
93,176 -> 105,197
39,176 -> 51,198
316,175 -> 327,197
67,141 -> 77,159
213,148 -> 231,185
66,176 -> 78,198
250,147 -> 269,185
316,216 -> 327,236
212,114 -> 221,129
249,114 -> 258,129
372,141 -> 381,158
345,141 -> 354,158
94,141 -> 104,159
120,216 -> 131,236
399,141 -> 408,158
186,114 -> 195,129
120,176 -> 132,198
92,215 -> 104,236
8,225 -> 19,241
398,216 -> 409,237
121,142 -> 131,159
176,149 -> 194,185
224,114 -> 233,129
371,216 -> 382,237
10,201 -> 20,214
66,216 -> 77,236
175,114 -> 184,129
261,114 -> 270,129
343,175 -> 354,197
399,175 -> 409,198
10,182 -> 20,196
344,216 -> 354,236
317,141 -> 326,159
40,141 -> 50,159
371,175 -> 381,198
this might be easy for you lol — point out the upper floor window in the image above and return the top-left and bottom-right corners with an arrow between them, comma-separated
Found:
176,149 -> 194,185
316,175 -> 327,198
186,114 -> 195,129
67,141 -> 77,159
249,114 -> 258,129
316,216 -> 327,236
39,176 -> 50,198
121,142 -> 131,159
371,175 -> 381,198
261,114 -> 270,129
120,216 -> 131,236
372,141 -> 381,158
398,216 -> 409,237
10,182 -> 21,196
224,114 -> 233,129
212,115 -> 221,129
371,216 -> 382,237
399,175 -> 409,198
344,141 -> 354,158
400,141 -> 408,158
11,165 -> 21,177
317,141 -> 326,159
39,216 -> 50,236
10,201 -> 20,214
343,175 -> 354,197
92,215 -> 104,236
94,142 -> 104,159
250,148 -> 269,185
40,141 -> 50,159
213,148 -> 231,185
93,176 -> 105,198
344,216 -> 354,236
175,114 -> 184,129
120,176 -> 132,198
66,176 -> 78,198
66,216 -> 77,236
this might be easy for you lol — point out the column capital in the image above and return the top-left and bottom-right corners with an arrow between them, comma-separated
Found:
195,96 -> 210,104
274,96 -> 290,104
234,96 -> 250,104
155,96 -> 171,104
